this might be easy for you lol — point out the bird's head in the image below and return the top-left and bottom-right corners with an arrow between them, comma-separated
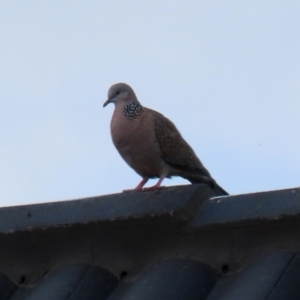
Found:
103,83 -> 138,107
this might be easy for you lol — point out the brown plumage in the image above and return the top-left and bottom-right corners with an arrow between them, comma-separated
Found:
103,83 -> 228,195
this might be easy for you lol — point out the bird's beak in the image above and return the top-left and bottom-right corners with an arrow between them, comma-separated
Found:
103,98 -> 112,108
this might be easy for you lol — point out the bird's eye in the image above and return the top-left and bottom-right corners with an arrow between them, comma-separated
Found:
116,91 -> 120,95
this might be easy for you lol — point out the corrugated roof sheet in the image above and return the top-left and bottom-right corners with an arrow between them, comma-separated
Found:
0,184 -> 300,299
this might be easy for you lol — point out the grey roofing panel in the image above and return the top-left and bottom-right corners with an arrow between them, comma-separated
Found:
0,261 -> 218,300
24,264 -> 118,300
118,259 -> 217,300
268,253 -> 300,300
207,251 -> 295,300
1,186 -> 300,299
10,288 -> 31,300
190,187 -> 300,229
0,273 -> 16,300
4,252 -> 300,300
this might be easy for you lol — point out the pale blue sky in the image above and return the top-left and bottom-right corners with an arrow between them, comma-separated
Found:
1,1 -> 300,206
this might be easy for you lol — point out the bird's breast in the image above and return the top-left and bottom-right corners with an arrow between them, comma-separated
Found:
110,109 -> 166,177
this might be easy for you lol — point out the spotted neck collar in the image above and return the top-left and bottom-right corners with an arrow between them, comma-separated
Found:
123,101 -> 144,121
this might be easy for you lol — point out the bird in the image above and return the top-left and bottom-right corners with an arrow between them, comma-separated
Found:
103,83 -> 228,196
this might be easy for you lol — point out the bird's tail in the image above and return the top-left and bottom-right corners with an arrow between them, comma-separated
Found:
175,165 -> 228,196
212,182 -> 228,196
191,180 -> 228,196
184,174 -> 228,196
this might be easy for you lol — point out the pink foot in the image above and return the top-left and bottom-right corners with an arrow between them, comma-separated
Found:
123,178 -> 148,192
142,176 -> 165,191
123,177 -> 166,192
142,185 -> 165,191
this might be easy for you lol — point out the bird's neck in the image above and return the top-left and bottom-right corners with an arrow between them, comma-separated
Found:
123,101 -> 144,121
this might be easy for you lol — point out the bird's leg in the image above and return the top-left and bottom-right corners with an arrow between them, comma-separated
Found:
123,178 -> 148,192
134,178 -> 149,190
142,176 -> 165,191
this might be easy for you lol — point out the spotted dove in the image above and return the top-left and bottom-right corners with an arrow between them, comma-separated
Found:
103,83 -> 228,195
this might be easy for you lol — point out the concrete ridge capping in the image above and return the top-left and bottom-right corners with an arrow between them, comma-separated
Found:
190,186 -> 300,230
0,184 -> 213,233
0,185 -> 300,234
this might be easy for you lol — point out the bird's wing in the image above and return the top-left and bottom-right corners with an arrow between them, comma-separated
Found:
147,108 -> 210,175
